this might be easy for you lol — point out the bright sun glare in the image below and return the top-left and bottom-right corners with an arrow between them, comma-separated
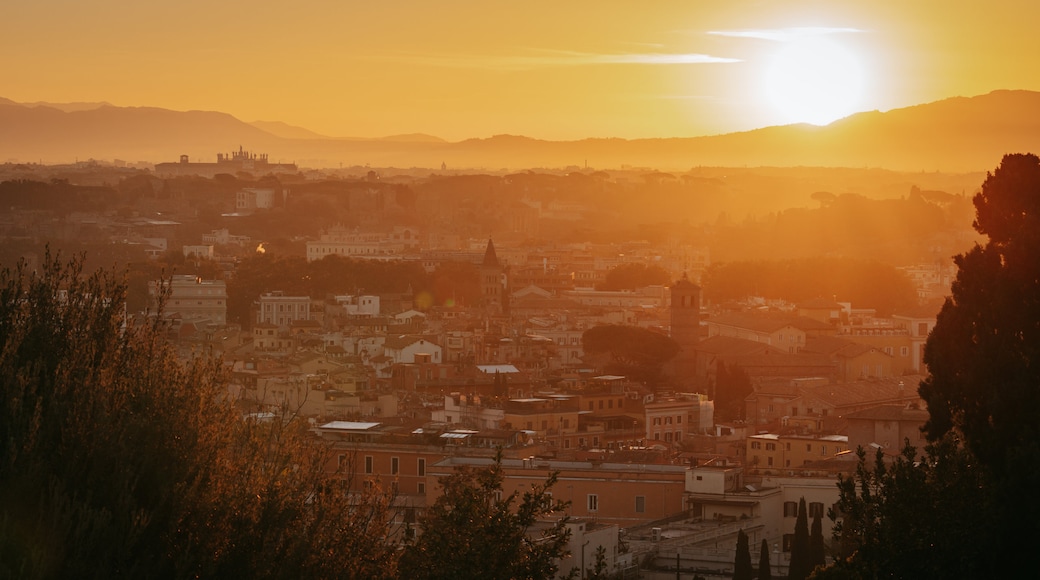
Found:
763,37 -> 864,126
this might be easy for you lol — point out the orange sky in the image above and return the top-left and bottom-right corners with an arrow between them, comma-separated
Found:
3,0 -> 1037,141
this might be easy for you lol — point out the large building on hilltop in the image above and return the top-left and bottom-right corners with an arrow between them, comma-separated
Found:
154,146 -> 297,177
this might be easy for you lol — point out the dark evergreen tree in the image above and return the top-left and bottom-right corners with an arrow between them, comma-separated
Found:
758,540 -> 772,580
398,451 -> 570,580
714,362 -> 753,421
584,545 -> 611,580
809,511 -> 826,572
787,498 -> 810,580
919,153 -> 1040,574
820,440 -> 994,579
733,529 -> 753,580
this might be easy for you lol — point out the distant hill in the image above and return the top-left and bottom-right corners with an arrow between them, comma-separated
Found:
249,120 -> 329,140
1,90 -> 1038,171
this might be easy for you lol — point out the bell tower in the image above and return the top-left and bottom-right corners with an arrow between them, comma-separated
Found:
670,273 -> 701,386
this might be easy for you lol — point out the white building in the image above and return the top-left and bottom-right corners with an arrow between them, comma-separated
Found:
257,292 -> 311,328
152,275 -> 227,325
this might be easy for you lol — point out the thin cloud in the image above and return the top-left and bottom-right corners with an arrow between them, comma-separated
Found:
362,49 -> 740,70
708,27 -> 863,42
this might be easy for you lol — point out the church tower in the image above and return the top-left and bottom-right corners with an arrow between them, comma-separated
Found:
670,273 -> 701,386
479,239 -> 507,315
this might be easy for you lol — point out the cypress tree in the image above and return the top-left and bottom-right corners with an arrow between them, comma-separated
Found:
787,497 -> 810,580
758,539 -> 772,580
733,529 -> 753,580
809,511 -> 826,571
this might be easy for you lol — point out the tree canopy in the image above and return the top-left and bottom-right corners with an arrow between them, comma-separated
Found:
581,325 -> 680,384
398,453 -> 570,580
597,262 -> 671,291
701,257 -> 917,316
917,152 -> 1040,574
0,253 -> 397,579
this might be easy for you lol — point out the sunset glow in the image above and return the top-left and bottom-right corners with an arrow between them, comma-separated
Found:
762,36 -> 865,125
1,1 -> 1038,140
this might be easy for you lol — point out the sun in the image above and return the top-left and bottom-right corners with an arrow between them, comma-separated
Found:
762,36 -> 865,126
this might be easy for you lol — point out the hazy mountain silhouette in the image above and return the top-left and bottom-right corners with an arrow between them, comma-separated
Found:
1,90 -> 1037,171
249,120 -> 330,140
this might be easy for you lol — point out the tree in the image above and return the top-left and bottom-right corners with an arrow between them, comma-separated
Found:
581,325 -> 679,384
918,152 -> 1040,574
584,545 -> 611,580
733,529 -> 753,580
819,440 -> 994,579
808,512 -> 826,572
714,362 -> 752,421
0,253 -> 398,579
398,451 -> 571,580
787,498 -> 810,580
758,540 -> 772,580
597,262 -> 670,291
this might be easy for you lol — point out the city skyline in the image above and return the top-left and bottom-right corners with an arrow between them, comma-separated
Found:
4,0 -> 1037,141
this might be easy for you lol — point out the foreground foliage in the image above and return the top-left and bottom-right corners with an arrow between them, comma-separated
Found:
818,154 -> 1040,578
399,453 -> 571,580
0,254 -> 397,579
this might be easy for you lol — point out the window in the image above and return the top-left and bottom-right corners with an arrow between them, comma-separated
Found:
785,443 -> 791,451
751,441 -> 761,450
337,454 -> 346,468
806,444 -> 812,452
918,322 -> 929,336
810,502 -> 825,518
767,456 -> 774,467
365,456 -> 373,474
418,458 -> 426,476
900,346 -> 910,357
391,457 -> 399,475
783,534 -> 794,552
587,494 -> 599,512
635,496 -> 646,513
677,416 -> 682,424
766,443 -> 776,451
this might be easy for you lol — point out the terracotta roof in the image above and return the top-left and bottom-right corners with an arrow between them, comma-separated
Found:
709,313 -> 833,333
695,335 -> 785,357
800,376 -> 926,409
384,334 -> 440,350
845,404 -> 929,421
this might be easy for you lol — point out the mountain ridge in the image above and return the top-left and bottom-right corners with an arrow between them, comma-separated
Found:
1,90 -> 1037,171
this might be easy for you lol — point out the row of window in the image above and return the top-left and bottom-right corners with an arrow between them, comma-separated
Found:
585,494 -> 647,514
588,399 -> 624,411
357,455 -> 428,477
651,415 -> 682,426
750,442 -> 832,455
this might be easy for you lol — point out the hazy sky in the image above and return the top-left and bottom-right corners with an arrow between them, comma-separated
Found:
3,0 -> 1037,141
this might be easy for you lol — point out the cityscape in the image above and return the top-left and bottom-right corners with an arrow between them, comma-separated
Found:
1,2 -> 1038,579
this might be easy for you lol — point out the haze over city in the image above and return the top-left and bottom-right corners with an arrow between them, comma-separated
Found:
1,1 -> 1039,580
5,0 -> 1039,142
